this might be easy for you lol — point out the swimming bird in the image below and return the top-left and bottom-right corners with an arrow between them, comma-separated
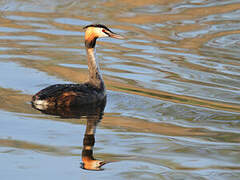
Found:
32,24 -> 124,109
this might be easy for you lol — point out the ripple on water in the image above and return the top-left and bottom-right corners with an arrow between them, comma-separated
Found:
0,26 -> 25,32
35,29 -> 83,36
0,35 -> 44,41
202,33 -> 240,63
206,34 -> 240,50
59,63 -> 87,69
5,15 -> 46,22
0,62 -> 68,94
54,18 -> 90,26
0,54 -> 50,61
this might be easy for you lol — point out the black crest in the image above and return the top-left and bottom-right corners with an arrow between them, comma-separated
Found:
83,24 -> 113,33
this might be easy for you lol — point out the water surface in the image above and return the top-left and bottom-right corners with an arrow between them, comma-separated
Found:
0,0 -> 240,179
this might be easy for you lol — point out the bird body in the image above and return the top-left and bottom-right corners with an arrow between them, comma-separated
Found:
32,24 -> 123,109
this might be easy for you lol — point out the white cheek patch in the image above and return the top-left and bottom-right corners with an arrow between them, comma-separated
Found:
95,28 -> 108,38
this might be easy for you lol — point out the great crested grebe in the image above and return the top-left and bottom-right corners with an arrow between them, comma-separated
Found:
32,24 -> 124,109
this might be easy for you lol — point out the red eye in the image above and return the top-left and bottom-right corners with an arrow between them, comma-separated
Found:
102,29 -> 109,36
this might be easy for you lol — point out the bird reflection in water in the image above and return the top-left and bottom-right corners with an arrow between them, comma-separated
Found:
32,99 -> 107,171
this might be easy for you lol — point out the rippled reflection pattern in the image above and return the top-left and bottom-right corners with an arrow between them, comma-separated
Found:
0,0 -> 240,179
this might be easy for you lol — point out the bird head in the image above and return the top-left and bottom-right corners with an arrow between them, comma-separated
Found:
83,24 -> 124,48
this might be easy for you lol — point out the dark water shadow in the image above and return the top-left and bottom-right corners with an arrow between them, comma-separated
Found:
32,99 -> 108,171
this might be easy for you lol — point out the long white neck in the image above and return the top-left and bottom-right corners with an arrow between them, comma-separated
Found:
86,48 -> 104,89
